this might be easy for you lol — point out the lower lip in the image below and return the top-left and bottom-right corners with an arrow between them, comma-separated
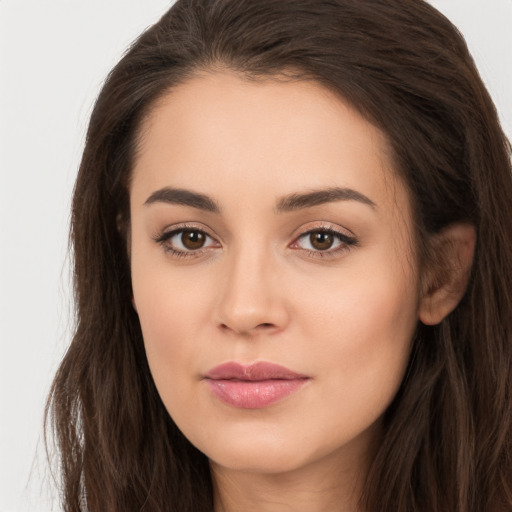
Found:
205,379 -> 308,409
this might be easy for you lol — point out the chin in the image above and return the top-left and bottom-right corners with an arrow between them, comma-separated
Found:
194,426 -> 338,476
208,445 -> 310,475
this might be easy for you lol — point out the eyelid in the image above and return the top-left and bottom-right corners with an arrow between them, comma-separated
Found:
290,222 -> 356,242
152,221 -> 357,260
289,222 -> 358,257
153,222 -> 213,239
152,222 -> 221,257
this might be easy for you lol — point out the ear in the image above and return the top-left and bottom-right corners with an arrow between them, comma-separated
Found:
418,223 -> 476,326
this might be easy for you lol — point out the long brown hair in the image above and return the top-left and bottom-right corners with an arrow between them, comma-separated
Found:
46,1 -> 512,510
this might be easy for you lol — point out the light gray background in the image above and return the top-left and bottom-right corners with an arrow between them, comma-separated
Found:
1,1 -> 511,511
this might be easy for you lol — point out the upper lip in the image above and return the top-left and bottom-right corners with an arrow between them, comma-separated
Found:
204,361 -> 309,381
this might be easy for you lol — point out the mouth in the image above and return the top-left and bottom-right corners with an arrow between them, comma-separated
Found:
203,361 -> 310,409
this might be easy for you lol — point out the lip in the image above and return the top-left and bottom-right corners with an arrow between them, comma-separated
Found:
203,362 -> 310,409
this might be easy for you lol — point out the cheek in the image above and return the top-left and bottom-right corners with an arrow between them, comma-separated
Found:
294,255 -> 418,344
292,261 -> 419,418
130,249 -> 213,404
134,285 -> 209,434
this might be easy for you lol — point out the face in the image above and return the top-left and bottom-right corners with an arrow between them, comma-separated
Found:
130,72 -> 421,477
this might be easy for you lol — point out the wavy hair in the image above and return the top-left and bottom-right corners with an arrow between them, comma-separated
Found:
46,1 -> 512,510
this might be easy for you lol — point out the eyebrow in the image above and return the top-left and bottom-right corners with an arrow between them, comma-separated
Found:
144,187 -> 220,213
143,186 -> 375,213
275,187 -> 376,212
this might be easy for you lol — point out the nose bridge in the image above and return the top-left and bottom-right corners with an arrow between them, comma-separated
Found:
216,237 -> 287,335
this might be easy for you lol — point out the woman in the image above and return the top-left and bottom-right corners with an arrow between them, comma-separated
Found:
46,0 -> 512,510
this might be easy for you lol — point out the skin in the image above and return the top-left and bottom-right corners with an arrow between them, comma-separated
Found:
130,72 -> 424,512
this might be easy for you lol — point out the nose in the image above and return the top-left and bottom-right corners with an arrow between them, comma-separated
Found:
215,245 -> 290,336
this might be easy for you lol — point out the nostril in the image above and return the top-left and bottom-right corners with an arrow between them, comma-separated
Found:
218,321 -> 276,335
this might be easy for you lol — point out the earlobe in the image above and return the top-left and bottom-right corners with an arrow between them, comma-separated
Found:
418,223 -> 476,326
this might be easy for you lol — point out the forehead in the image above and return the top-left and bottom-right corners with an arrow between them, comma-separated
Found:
131,71 -> 409,220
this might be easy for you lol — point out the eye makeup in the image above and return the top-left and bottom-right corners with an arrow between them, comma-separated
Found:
291,226 -> 358,259
152,220 -> 358,261
152,222 -> 220,259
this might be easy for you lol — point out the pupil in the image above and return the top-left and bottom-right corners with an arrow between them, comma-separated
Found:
182,230 -> 205,249
311,231 -> 333,250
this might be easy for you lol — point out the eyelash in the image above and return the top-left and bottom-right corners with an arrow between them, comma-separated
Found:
292,227 -> 358,259
152,223 -> 358,260
152,223 -> 218,259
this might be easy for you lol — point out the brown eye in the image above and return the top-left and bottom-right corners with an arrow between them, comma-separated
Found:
155,227 -> 219,257
181,230 -> 206,250
292,227 -> 357,256
309,231 -> 334,251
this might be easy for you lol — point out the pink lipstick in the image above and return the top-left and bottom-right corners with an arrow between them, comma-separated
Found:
203,362 -> 309,409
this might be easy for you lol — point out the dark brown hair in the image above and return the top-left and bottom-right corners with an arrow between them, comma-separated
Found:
46,1 -> 512,510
